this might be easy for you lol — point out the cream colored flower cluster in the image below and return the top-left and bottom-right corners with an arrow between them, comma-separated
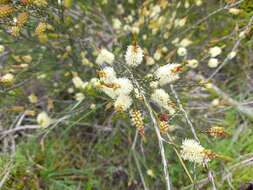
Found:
97,66 -> 133,112
125,44 -> 144,67
180,139 -> 206,164
154,63 -> 181,86
180,139 -> 215,164
94,45 -> 144,112
94,44 -> 182,117
151,89 -> 175,115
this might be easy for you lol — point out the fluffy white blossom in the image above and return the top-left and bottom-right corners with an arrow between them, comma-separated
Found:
112,18 -> 122,30
155,63 -> 181,86
209,46 -> 222,57
146,56 -> 155,65
114,78 -> 133,96
174,17 -> 187,28
180,38 -> 192,47
228,51 -> 237,60
0,45 -> 5,53
151,89 -> 175,114
208,58 -> 219,68
184,1 -> 190,8
131,26 -> 140,34
37,112 -> 52,128
98,66 -> 117,84
28,94 -> 38,104
162,47 -> 168,53
211,98 -> 220,106
125,44 -> 144,67
150,81 -> 159,89
180,139 -> 205,164
90,103 -> 96,110
75,93 -> 85,101
228,8 -> 241,15
239,31 -> 246,39
172,38 -> 180,45
0,73 -> 14,84
195,0 -> 202,6
177,47 -> 187,57
100,86 -> 117,99
67,87 -> 74,94
72,76 -> 88,90
154,50 -> 162,61
150,5 -> 161,18
96,48 -> 115,65
114,94 -> 133,111
187,59 -> 199,68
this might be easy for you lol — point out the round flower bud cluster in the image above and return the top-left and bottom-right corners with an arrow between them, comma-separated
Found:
207,126 -> 229,138
130,109 -> 145,136
159,121 -> 170,134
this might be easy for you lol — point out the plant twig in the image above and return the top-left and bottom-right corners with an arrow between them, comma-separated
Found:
170,84 -> 217,190
131,130 -> 149,190
127,69 -> 172,190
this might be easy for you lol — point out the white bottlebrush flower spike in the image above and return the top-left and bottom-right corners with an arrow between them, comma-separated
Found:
37,111 -> 52,128
75,92 -> 85,101
187,59 -> 199,68
72,76 -> 88,90
174,17 -> 187,28
151,89 -> 176,114
125,44 -> 144,67
28,93 -> 38,104
0,45 -> 5,53
228,8 -> 241,15
90,78 -> 100,87
150,81 -> 159,89
112,18 -> 122,30
195,0 -> 203,6
114,94 -> 133,111
0,73 -> 14,84
177,47 -> 187,57
146,56 -> 155,65
155,63 -> 181,86
96,48 -> 115,65
114,78 -> 133,96
98,66 -> 117,84
150,5 -> 161,18
209,46 -> 222,58
228,51 -> 237,60
154,50 -> 162,61
208,58 -> 219,68
180,38 -> 192,47
180,139 -> 205,164
100,86 -> 117,99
